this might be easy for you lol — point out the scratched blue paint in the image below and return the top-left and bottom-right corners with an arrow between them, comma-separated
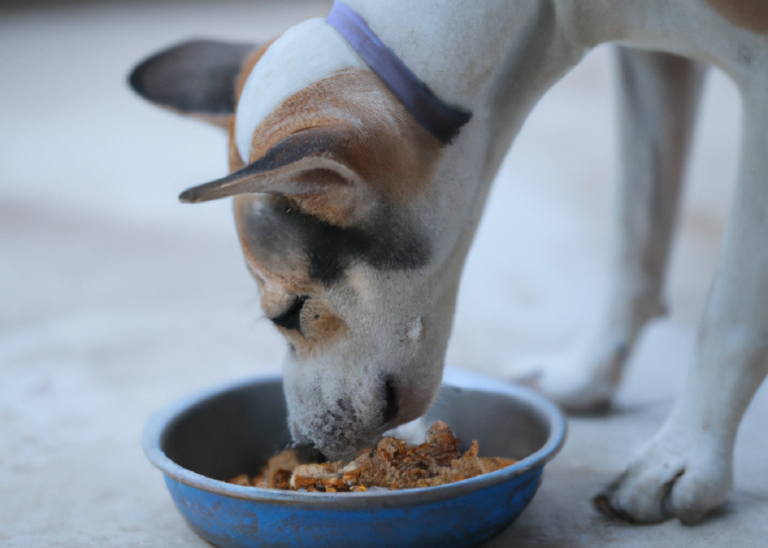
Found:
144,373 -> 566,548
164,467 -> 543,548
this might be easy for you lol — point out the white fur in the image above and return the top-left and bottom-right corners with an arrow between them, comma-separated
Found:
234,18 -> 367,163
228,0 -> 767,525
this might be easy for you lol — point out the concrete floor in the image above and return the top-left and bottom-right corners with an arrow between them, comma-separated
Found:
1,1 -> 766,546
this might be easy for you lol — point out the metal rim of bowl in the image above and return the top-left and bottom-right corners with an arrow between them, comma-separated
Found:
143,373 -> 567,508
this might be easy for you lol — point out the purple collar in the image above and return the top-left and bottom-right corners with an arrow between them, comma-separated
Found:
326,2 -> 472,144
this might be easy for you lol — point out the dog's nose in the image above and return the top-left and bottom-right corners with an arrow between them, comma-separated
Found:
382,376 -> 399,426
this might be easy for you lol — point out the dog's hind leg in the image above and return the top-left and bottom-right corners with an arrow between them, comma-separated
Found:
506,47 -> 706,412
596,70 -> 768,524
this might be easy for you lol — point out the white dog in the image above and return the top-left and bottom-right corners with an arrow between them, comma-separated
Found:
130,0 -> 768,525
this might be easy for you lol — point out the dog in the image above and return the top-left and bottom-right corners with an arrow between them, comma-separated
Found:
129,0 -> 768,525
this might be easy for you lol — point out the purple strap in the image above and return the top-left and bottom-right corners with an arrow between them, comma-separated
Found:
326,2 -> 471,144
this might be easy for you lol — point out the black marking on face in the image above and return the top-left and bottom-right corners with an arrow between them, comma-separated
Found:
270,295 -> 308,333
242,195 -> 431,285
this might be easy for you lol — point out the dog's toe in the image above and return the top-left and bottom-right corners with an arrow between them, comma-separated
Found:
503,352 -> 617,413
593,491 -> 640,523
595,432 -> 733,524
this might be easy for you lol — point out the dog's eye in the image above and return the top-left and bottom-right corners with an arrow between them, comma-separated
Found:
270,296 -> 308,333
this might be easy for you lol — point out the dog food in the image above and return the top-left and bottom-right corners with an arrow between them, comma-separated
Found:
229,421 -> 516,492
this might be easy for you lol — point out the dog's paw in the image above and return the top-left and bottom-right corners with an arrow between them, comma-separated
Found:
503,342 -> 628,413
594,432 -> 733,524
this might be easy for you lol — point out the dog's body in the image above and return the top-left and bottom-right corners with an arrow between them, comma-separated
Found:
130,0 -> 768,525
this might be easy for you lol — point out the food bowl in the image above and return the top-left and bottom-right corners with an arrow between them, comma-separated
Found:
143,369 -> 566,548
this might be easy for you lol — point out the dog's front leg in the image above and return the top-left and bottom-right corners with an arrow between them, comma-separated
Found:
597,76 -> 768,524
506,48 -> 706,411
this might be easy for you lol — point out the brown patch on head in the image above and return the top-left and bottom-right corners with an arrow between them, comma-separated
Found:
706,0 -> 768,35
290,167 -> 360,227
225,66 -> 439,354
247,68 -> 444,208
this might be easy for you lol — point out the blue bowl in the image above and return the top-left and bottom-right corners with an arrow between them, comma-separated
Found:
143,369 -> 566,548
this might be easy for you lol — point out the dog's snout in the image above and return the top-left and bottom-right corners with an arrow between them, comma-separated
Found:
382,376 -> 399,426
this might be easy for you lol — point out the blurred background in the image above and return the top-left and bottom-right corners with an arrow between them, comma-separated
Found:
2,1 -> 764,546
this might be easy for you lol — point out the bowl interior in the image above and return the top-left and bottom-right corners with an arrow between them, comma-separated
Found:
161,379 -> 552,483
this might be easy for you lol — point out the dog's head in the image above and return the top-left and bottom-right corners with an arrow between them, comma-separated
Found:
130,19 -> 470,459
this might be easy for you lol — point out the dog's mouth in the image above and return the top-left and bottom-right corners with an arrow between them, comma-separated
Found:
290,441 -> 328,464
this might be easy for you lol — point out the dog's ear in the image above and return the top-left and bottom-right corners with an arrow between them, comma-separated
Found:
179,127 -> 373,226
128,39 -> 258,128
